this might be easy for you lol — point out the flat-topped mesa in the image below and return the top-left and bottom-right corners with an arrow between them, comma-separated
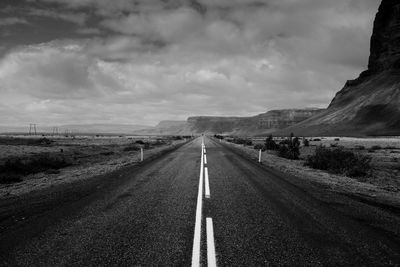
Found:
186,109 -> 323,134
255,109 -> 323,129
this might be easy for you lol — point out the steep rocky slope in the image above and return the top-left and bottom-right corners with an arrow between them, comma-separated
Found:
279,0 -> 400,136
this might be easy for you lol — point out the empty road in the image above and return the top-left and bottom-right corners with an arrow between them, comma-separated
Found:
1,137 -> 399,266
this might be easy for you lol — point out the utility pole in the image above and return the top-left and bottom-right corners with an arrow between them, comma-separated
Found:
29,124 -> 37,135
52,127 -> 59,136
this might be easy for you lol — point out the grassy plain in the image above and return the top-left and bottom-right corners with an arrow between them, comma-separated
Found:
0,135 -> 188,198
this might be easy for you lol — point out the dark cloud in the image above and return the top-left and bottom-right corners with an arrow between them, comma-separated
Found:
0,0 -> 381,126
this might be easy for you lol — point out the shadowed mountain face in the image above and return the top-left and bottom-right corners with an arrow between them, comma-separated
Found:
134,109 -> 323,135
279,0 -> 400,136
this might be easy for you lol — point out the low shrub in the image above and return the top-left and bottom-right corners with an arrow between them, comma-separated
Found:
233,138 -> 252,146
152,140 -> 167,146
135,140 -> 145,145
123,145 -> 140,151
334,138 -> 340,141
253,144 -> 264,150
0,137 -> 53,146
370,145 -> 382,150
305,146 -> 371,177
214,134 -> 224,140
385,146 -> 397,149
278,134 -> 300,160
0,154 -> 71,184
264,135 -> 279,150
355,145 -> 365,150
303,138 -> 310,147
313,138 -> 321,141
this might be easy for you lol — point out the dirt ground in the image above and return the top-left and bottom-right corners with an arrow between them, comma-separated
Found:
0,135 -> 188,198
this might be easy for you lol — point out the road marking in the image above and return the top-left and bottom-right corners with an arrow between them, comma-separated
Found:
206,218 -> 217,267
191,145 -> 204,267
204,148 -> 206,154
204,154 -> 207,165
205,167 -> 210,198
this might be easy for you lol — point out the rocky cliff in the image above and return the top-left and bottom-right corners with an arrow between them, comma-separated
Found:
187,109 -> 323,135
280,0 -> 400,136
134,109 -> 323,135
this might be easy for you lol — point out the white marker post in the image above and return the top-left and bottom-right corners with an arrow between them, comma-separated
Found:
140,148 -> 144,162
258,149 -> 262,163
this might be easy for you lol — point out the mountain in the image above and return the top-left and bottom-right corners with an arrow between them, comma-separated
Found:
278,0 -> 400,136
134,109 -> 323,135
133,120 -> 189,135
57,124 -> 151,134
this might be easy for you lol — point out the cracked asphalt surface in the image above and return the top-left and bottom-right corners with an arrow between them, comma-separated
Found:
0,137 -> 399,266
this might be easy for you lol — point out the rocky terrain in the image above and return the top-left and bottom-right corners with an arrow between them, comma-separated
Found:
279,0 -> 400,136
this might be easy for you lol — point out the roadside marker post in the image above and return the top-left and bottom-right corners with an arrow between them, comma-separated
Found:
258,149 -> 262,163
140,148 -> 144,162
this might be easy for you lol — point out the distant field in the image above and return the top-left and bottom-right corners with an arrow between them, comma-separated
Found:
0,135 -> 189,196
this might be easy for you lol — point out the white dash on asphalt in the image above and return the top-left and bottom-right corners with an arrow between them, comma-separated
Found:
204,154 -> 207,165
206,218 -> 217,267
204,148 -> 206,154
205,167 -> 210,198
191,145 -> 204,267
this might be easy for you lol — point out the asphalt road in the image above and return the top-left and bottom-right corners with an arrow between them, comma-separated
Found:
0,137 -> 399,266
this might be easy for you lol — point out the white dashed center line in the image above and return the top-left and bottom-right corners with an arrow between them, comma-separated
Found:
205,167 -> 210,198
192,139 -> 217,266
206,217 -> 217,267
191,142 -> 204,267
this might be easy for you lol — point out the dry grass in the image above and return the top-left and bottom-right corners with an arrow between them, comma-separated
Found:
249,136 -> 400,191
225,139 -> 400,206
0,135 -> 187,197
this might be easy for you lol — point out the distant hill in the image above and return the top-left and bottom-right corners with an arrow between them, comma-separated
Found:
0,124 -> 151,135
58,124 -> 151,134
133,121 -> 189,135
278,0 -> 400,136
134,109 -> 323,136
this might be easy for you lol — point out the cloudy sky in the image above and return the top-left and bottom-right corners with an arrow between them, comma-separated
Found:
0,0 -> 380,126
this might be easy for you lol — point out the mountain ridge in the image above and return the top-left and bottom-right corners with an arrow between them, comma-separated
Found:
133,108 -> 324,135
